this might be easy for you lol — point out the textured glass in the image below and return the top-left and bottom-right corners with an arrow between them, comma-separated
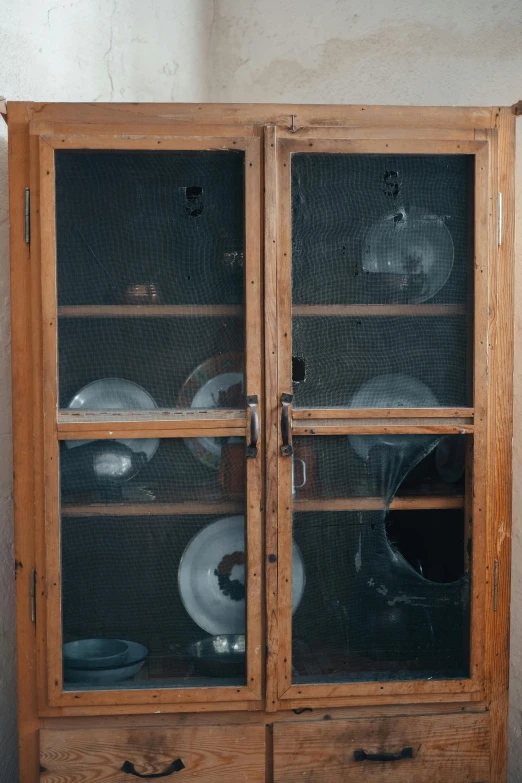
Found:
291,435 -> 470,683
55,150 -> 245,410
60,437 -> 248,690
291,154 -> 473,408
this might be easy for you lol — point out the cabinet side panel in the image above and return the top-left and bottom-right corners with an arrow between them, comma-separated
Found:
9,108 -> 40,781
487,108 -> 515,783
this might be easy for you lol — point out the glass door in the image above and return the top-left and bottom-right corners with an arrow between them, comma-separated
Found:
275,133 -> 491,703
38,132 -> 263,706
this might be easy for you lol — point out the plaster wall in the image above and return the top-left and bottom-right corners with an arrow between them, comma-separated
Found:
1,1 -> 521,780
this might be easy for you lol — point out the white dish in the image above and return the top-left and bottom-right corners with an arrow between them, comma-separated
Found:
179,516 -> 306,634
65,378 -> 159,461
349,374 -> 438,459
189,372 -> 244,466
177,354 -> 244,470
63,640 -> 148,684
364,207 -> 455,303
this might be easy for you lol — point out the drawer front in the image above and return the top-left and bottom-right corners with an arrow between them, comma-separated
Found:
40,725 -> 266,782
274,713 -> 490,783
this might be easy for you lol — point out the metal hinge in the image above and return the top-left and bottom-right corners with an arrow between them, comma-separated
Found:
30,569 -> 36,623
493,559 -> 499,612
498,192 -> 502,247
24,188 -> 30,244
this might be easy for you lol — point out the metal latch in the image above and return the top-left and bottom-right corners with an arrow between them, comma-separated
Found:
30,569 -> 36,623
25,188 -> 30,244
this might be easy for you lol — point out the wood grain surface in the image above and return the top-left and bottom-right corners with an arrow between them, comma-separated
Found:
273,713 -> 489,782
41,725 -> 265,782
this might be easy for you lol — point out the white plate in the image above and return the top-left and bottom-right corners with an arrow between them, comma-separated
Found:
188,372 -> 244,467
63,640 -> 148,684
179,516 -> 306,634
177,354 -> 244,470
349,374 -> 438,459
65,378 -> 160,461
364,207 -> 454,304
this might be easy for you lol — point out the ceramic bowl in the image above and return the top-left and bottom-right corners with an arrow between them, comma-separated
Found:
63,638 -> 129,670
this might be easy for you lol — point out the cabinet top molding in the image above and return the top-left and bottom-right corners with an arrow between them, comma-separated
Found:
2,101 -> 516,129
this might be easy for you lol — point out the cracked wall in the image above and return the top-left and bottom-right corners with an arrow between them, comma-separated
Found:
1,1 -> 522,781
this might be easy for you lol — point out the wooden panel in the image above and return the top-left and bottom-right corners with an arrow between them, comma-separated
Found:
39,702 -> 488,729
293,408 -> 474,419
9,112 -> 41,783
14,102 -> 496,129
57,425 -> 245,440
485,107 -> 515,783
294,495 -> 464,512
62,501 -> 244,517
281,138 -> 485,156
293,304 -> 466,316
40,725 -> 265,782
243,131 -> 264,701
273,713 -> 490,782
43,135 -> 257,151
264,125 -> 280,712
58,408 -> 245,425
276,141 -> 294,701
293,419 -> 473,434
58,304 -> 243,317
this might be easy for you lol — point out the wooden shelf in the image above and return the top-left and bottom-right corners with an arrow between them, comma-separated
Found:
61,495 -> 463,517
292,304 -> 466,317
294,495 -> 464,511
61,501 -> 245,517
58,305 -> 243,317
57,304 -> 466,318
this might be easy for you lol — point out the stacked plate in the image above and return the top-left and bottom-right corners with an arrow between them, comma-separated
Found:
63,638 -> 148,684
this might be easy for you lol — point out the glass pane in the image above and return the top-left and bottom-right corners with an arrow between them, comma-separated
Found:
291,435 -> 470,684
55,150 -> 245,409
291,154 -> 473,408
60,436 -> 249,690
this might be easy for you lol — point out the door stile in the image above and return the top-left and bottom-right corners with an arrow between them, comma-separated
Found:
275,141 -> 294,699
39,138 -> 63,704
467,138 -> 494,697
264,125 -> 280,712
243,135 -> 264,698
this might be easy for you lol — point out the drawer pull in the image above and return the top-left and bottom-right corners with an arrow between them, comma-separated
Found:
121,759 -> 185,778
353,747 -> 413,763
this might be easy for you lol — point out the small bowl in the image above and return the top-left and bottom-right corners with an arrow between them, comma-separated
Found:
63,638 -> 129,670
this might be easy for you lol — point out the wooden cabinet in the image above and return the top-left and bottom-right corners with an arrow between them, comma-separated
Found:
7,102 -> 514,781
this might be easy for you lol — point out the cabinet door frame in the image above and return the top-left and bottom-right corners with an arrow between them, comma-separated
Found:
270,131 -> 494,706
35,130 -> 264,709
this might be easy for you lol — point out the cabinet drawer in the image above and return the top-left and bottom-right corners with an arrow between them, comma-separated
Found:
274,713 -> 489,782
40,725 -> 266,782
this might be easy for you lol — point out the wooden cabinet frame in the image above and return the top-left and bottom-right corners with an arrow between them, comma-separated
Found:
7,102 -> 514,782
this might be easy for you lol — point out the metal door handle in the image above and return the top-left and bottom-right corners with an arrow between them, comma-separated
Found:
121,759 -> 185,777
246,395 -> 259,458
281,393 -> 293,456
353,747 -> 413,762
